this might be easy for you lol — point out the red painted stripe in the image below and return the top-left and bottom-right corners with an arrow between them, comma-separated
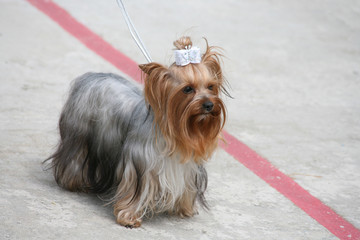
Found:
27,0 -> 360,239
221,131 -> 360,240
26,0 -> 142,82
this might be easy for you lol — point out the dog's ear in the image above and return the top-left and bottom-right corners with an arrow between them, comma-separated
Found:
139,63 -> 167,75
201,39 -> 224,84
141,62 -> 171,113
201,40 -> 231,97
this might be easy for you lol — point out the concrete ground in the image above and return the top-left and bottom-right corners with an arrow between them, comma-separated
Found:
1,0 -> 359,239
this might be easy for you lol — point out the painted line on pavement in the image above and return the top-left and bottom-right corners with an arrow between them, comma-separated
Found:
27,0 -> 360,239
221,131 -> 359,240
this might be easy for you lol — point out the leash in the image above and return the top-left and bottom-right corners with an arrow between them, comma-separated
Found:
116,0 -> 153,63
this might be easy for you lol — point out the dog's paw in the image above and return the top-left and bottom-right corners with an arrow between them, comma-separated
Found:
176,208 -> 198,218
115,210 -> 142,228
123,220 -> 141,229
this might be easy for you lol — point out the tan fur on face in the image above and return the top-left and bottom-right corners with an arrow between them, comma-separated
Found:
139,38 -> 226,163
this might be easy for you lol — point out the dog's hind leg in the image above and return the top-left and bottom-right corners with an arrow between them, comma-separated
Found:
48,111 -> 90,192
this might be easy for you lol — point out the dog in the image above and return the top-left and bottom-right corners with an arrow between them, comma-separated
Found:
46,36 -> 227,228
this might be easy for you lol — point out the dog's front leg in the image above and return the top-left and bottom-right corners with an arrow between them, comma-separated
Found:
114,205 -> 142,228
174,188 -> 198,218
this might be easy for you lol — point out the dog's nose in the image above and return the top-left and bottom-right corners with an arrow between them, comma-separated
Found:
202,101 -> 214,112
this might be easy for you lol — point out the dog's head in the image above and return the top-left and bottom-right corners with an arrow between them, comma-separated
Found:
139,36 -> 227,163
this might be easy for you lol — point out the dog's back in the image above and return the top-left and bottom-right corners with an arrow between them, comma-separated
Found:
48,72 -> 147,193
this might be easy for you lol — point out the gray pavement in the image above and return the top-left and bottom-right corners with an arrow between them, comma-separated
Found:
1,0 -> 359,239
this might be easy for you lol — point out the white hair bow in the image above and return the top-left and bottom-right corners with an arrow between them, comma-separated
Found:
174,46 -> 201,66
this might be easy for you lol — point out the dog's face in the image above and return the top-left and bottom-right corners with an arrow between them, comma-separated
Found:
139,45 -> 226,163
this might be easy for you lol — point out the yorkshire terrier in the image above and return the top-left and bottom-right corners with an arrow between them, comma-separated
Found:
47,36 -> 227,228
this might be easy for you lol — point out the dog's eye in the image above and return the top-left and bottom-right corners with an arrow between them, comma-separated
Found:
208,85 -> 214,91
183,86 -> 194,94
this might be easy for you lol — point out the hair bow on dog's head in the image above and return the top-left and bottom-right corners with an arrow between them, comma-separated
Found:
174,46 -> 201,66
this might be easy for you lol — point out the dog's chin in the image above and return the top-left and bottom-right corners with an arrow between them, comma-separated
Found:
193,114 -> 207,122
197,112 -> 215,121
192,110 -> 221,123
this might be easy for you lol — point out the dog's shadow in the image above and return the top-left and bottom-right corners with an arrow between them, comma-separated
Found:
37,162 -> 114,220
